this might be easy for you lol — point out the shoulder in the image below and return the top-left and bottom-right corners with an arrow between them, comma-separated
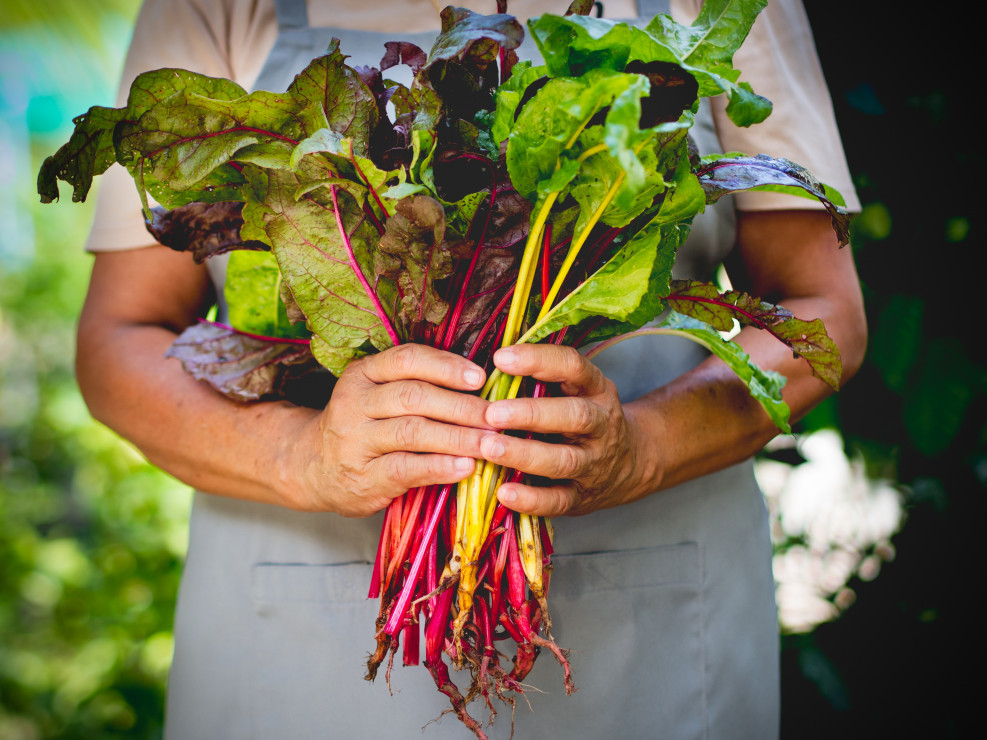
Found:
89,0 -> 278,252
121,0 -> 277,94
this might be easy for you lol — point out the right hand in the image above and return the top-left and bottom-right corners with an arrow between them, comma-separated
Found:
289,344 -> 491,517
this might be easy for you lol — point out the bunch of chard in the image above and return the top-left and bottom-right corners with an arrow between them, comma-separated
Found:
39,0 -> 849,736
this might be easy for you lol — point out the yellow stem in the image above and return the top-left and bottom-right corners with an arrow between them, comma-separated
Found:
501,191 -> 559,349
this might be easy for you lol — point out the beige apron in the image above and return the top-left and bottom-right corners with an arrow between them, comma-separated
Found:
167,2 -> 779,738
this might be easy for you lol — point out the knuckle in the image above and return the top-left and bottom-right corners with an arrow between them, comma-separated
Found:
519,400 -> 540,427
555,444 -> 584,478
447,425 -> 477,454
396,380 -> 427,413
386,344 -> 419,376
560,345 -> 583,374
568,400 -> 595,432
379,453 -> 413,486
392,416 -> 421,449
453,393 -> 482,423
514,440 -> 537,470
557,488 -> 577,516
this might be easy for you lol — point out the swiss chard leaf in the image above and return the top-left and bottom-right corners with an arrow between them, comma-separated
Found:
658,312 -> 790,431
144,202 -> 267,263
225,250 -> 311,340
527,0 -> 771,127
165,321 -> 320,403
240,165 -> 396,375
374,196 -> 461,342
522,219 -> 675,344
423,6 -> 524,120
665,279 -> 843,390
38,68 -> 247,204
697,153 -> 851,245
38,106 -> 127,203
285,41 -> 379,153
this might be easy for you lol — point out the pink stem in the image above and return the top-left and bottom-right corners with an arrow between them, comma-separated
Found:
384,484 -> 453,636
329,184 -> 401,347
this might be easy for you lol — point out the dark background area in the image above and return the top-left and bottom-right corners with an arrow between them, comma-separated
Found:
782,4 -> 984,736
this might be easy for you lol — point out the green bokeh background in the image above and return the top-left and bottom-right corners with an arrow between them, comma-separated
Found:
1,1 -> 983,738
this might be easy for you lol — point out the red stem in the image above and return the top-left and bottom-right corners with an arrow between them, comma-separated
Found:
329,184 -> 401,346
384,484 -> 453,636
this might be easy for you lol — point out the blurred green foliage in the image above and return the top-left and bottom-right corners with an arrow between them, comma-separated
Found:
1,2 -> 190,738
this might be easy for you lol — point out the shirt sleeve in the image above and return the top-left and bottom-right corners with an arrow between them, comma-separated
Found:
84,0 -> 277,252
673,0 -> 860,213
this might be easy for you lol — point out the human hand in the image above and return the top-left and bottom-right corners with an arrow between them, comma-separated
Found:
291,344 -> 491,516
480,344 -> 658,517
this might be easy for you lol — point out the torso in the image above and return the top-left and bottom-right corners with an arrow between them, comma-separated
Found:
167,3 -> 780,737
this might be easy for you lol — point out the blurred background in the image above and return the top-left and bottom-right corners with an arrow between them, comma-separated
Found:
1,1 -> 982,738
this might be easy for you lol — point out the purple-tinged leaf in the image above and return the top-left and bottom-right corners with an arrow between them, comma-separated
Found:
566,0 -> 596,15
423,7 -> 524,120
697,154 -> 851,246
665,279 -> 843,390
39,68 -> 249,204
375,196 -> 461,342
165,322 -> 324,403
381,42 -> 428,75
144,202 -> 268,263
286,40 -> 379,155
442,189 -> 531,356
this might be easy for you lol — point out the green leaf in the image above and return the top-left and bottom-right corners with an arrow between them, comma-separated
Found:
290,129 -> 405,215
286,41 -> 379,153
491,61 -> 547,147
37,106 -> 127,203
505,68 -> 660,207
225,250 -> 309,340
240,165 -> 394,376
652,144 -> 705,225
666,279 -> 843,390
528,0 -> 772,126
665,0 -> 767,67
38,67 -> 247,204
522,220 -> 673,343
658,312 -> 790,431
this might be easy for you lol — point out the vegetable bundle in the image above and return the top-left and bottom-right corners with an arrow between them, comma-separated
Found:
39,0 -> 849,736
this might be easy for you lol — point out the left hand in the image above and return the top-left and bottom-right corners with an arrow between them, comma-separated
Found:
479,344 -> 658,516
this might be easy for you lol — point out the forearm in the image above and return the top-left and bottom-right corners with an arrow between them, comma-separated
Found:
77,317 -> 322,509
628,295 -> 860,495
77,247 -> 493,516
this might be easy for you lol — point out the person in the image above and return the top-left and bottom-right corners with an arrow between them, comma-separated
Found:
76,0 -> 866,738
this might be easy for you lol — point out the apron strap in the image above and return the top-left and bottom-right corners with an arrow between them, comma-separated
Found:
273,0 -> 309,31
636,0 -> 672,18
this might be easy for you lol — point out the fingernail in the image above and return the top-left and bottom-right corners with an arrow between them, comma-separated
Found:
464,368 -> 484,387
482,434 -> 505,458
488,405 -> 510,424
454,457 -> 474,473
498,487 -> 517,504
494,348 -> 516,367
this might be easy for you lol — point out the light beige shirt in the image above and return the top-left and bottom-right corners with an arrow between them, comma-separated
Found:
85,0 -> 860,251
